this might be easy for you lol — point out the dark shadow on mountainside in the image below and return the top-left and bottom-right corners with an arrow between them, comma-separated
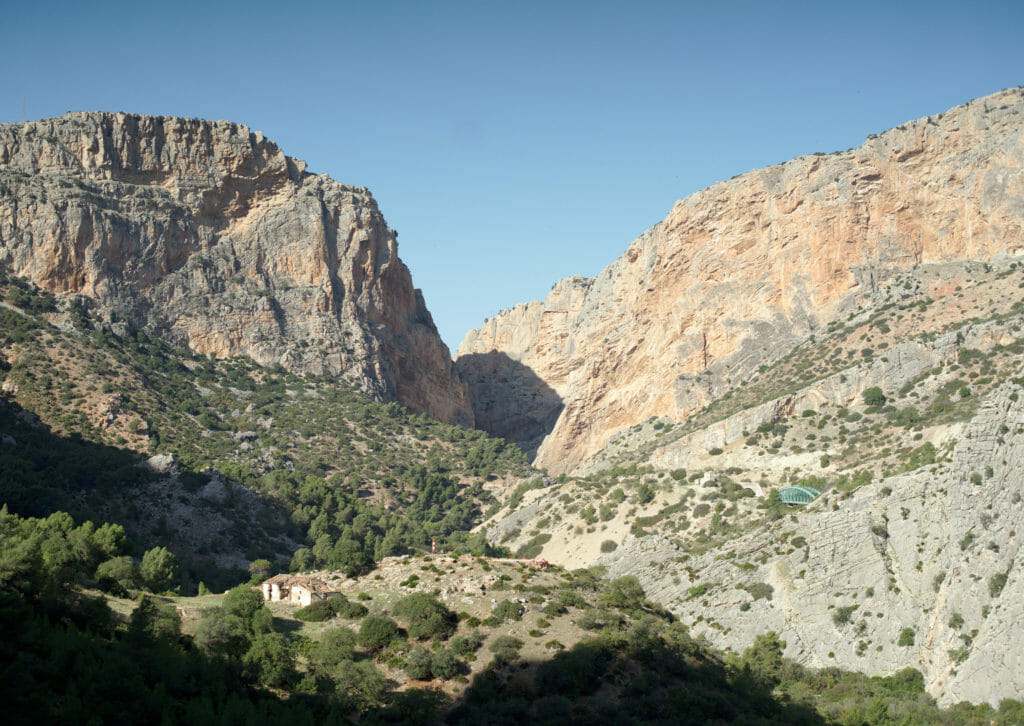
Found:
455,352 -> 563,461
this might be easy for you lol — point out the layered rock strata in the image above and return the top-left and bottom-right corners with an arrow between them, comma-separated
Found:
599,378 -> 1024,707
0,112 -> 471,425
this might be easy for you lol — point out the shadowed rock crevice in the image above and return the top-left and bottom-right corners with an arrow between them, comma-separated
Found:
455,352 -> 562,460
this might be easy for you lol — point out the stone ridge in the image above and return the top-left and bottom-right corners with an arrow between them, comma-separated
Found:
456,87 -> 1024,472
0,112 -> 472,426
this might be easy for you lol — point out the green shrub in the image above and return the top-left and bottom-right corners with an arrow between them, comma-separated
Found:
332,659 -> 387,710
404,645 -> 433,679
294,599 -> 334,622
95,556 -> 137,594
193,610 -> 250,658
223,585 -> 270,632
450,630 -> 484,656
862,387 -> 886,407
309,628 -> 357,667
393,593 -> 457,641
892,406 -> 921,428
600,540 -> 618,553
833,605 -> 857,626
129,595 -> 181,644
598,576 -> 647,613
743,582 -> 774,601
430,647 -> 462,679
490,599 -> 524,623
542,601 -> 568,617
243,633 -> 295,688
516,532 -> 552,559
635,483 -> 655,505
990,572 -> 1008,598
358,615 -> 400,651
332,596 -> 369,619
738,631 -> 786,689
139,546 -> 178,592
897,627 -> 915,647
687,584 -> 708,599
489,635 -> 524,666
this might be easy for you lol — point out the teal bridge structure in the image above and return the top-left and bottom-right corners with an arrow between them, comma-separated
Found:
778,486 -> 821,505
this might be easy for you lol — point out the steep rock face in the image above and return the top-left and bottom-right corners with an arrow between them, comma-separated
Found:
456,88 -> 1024,472
0,112 -> 471,425
457,276 -> 589,456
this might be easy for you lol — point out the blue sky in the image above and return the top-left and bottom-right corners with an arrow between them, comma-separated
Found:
4,1 -> 1023,349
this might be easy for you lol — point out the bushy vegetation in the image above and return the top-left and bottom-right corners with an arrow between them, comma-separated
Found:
357,614 -> 400,652
3,503 -> 1019,724
6,264 -> 1024,722
0,505 -> 176,597
294,593 -> 368,622
453,618 -> 1024,725
0,506 -> 440,722
0,276 -> 527,588
392,592 -> 457,641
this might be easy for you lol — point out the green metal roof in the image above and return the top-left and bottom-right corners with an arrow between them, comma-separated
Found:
778,486 -> 821,504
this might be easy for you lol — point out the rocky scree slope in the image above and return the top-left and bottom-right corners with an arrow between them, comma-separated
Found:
600,377 -> 1024,709
0,112 -> 471,425
479,259 -> 1024,707
457,87 -> 1024,473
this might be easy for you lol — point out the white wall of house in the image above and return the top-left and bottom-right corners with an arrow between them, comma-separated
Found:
292,586 -> 312,607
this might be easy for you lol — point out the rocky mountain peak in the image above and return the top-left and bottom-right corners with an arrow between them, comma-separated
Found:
0,112 -> 472,425
457,87 -> 1024,471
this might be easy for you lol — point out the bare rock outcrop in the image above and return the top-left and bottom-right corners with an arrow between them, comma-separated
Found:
457,88 -> 1024,471
0,112 -> 471,425
598,378 -> 1024,707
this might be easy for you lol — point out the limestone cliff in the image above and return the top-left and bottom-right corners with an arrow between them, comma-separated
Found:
0,112 -> 471,425
457,87 -> 1024,472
